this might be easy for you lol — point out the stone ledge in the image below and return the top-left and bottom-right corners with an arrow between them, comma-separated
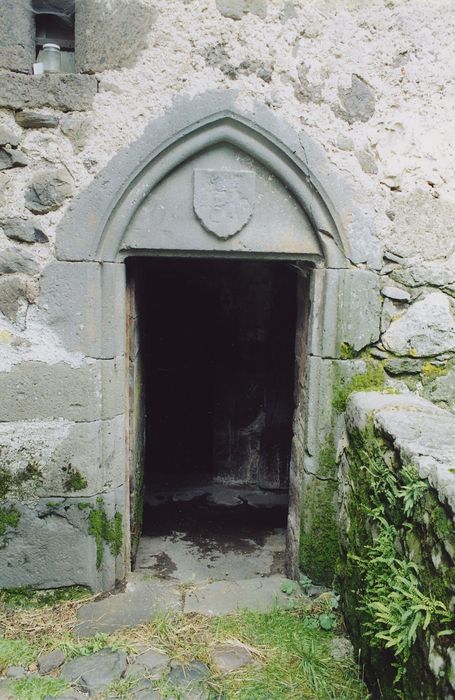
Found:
346,392 -> 455,513
0,73 -> 97,112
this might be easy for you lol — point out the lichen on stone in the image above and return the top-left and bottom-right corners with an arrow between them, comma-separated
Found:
0,461 -> 43,500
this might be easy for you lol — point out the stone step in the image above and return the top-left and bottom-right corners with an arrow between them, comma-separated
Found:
76,573 -> 305,637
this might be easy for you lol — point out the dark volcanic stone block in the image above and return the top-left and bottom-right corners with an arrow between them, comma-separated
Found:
0,73 -> 97,112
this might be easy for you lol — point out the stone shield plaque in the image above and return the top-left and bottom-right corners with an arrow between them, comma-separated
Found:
193,169 -> 256,239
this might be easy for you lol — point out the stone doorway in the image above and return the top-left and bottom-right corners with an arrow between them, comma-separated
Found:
23,93 -> 362,594
127,256 -> 304,582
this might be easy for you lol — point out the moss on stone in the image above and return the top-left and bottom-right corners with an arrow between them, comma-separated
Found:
339,342 -> 357,360
0,585 -> 91,608
64,467 -> 88,492
0,461 -> 43,500
300,434 -> 338,586
332,361 -> 386,414
318,433 -> 337,478
0,505 -> 20,548
88,498 -> 123,569
420,362 -> 448,379
339,420 -> 455,698
45,501 -> 63,510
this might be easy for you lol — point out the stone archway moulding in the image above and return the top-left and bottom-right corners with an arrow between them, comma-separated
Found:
41,92 -> 383,591
56,92 -> 350,267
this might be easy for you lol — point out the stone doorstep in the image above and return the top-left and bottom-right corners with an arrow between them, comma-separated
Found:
75,577 -> 183,638
183,575 -> 303,616
75,574 -> 305,638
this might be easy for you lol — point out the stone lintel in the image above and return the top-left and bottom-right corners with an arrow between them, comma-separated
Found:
0,73 -> 97,112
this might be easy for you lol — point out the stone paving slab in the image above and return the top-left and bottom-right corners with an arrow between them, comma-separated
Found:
76,575 -> 183,637
61,648 -> 127,695
183,575 -> 299,615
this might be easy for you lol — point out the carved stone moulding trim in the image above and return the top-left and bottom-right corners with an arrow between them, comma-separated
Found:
56,92 -> 349,267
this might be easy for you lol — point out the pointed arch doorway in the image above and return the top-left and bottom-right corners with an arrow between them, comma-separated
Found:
54,92 -> 350,589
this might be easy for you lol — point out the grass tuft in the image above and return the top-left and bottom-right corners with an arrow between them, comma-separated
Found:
0,587 -> 369,700
11,676 -> 68,700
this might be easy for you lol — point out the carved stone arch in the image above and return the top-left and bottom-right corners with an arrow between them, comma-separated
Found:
30,93 -> 383,592
56,96 -> 349,267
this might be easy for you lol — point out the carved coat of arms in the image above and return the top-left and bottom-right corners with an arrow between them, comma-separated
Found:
193,169 -> 256,240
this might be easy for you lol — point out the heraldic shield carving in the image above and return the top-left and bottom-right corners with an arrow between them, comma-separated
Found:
193,169 -> 256,239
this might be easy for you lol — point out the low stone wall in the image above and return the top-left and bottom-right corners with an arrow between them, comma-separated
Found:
338,392 -> 455,700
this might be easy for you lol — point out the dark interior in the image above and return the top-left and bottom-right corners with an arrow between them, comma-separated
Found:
128,258 -> 297,546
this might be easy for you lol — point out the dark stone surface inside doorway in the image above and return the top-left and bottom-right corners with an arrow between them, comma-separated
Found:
136,485 -> 288,581
133,258 -> 297,491
129,258 -> 297,580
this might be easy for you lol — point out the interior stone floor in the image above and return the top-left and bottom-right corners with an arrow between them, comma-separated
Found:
134,485 -> 289,582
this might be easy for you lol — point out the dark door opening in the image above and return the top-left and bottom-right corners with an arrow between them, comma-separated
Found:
127,258 -> 299,581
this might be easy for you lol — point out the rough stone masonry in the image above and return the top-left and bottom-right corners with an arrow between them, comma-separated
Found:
0,2 -> 454,689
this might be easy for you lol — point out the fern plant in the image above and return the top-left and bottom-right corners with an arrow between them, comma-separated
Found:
351,495 -> 452,682
398,464 -> 428,518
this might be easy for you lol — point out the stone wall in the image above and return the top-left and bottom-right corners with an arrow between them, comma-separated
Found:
339,392 -> 455,699
0,0 -> 455,591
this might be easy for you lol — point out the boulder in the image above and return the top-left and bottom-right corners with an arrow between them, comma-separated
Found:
15,111 -> 60,129
0,147 -> 27,170
338,74 -> 375,123
38,648 -> 65,674
382,292 -> 455,357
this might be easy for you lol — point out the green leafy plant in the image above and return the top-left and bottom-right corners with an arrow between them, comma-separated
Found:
299,575 -> 312,594
355,525 -> 452,678
345,425 -> 454,686
319,613 -> 337,631
398,464 -> 428,517
281,580 -> 298,595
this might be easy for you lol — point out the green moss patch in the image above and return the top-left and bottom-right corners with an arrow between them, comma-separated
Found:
332,361 -> 386,414
87,498 -> 123,568
339,342 -> 358,360
0,585 -> 91,609
0,505 -> 20,548
63,467 -> 88,492
300,434 -> 339,586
